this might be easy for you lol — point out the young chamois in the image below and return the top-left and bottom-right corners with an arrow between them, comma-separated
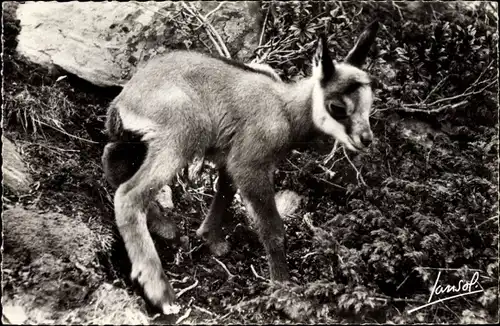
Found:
102,21 -> 379,314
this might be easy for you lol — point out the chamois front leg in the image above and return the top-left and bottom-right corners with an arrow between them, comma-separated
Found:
228,163 -> 290,282
196,167 -> 236,256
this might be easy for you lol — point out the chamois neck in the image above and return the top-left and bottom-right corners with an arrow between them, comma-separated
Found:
281,77 -> 317,142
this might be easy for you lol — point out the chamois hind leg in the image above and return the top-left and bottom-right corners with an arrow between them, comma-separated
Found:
227,162 -> 290,282
196,167 -> 236,256
114,142 -> 186,314
102,142 -> 177,240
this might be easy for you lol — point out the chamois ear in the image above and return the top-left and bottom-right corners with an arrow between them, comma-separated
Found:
345,20 -> 379,68
312,34 -> 335,86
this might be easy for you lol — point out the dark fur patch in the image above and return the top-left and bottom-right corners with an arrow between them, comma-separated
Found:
345,20 -> 379,68
208,53 -> 279,81
102,136 -> 148,187
103,103 -> 148,187
342,119 -> 353,135
320,35 -> 335,87
326,102 -> 352,134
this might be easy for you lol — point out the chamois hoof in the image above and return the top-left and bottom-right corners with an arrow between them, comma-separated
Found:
195,225 -> 223,243
196,225 -> 230,256
131,262 -> 179,315
162,302 -> 181,316
195,225 -> 210,239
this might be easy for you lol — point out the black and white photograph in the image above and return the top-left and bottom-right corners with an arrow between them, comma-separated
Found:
2,1 -> 498,324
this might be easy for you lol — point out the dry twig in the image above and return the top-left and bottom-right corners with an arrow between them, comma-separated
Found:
181,2 -> 230,58
323,140 -> 339,164
213,257 -> 235,279
258,5 -> 270,47
318,164 -> 337,179
175,308 -> 192,324
34,119 -> 98,144
312,176 -> 347,190
399,78 -> 496,114
476,215 -> 499,228
192,305 -> 214,316
421,76 -> 449,104
464,60 -> 494,94
250,264 -> 269,282
343,147 -> 367,186
180,3 -> 224,57
176,279 -> 199,299
400,100 -> 468,114
204,1 -> 226,20
301,251 -> 319,260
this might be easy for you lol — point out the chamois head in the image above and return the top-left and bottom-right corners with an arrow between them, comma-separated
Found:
311,21 -> 379,151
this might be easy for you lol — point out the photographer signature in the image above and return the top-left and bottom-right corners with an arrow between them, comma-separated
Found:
409,270 -> 484,313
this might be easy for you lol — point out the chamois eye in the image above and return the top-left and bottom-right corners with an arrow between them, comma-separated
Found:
344,82 -> 362,94
328,103 -> 348,120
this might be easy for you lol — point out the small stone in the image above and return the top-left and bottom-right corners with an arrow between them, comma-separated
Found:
275,190 -> 303,221
156,185 -> 174,209
2,304 -> 28,324
179,236 -> 190,251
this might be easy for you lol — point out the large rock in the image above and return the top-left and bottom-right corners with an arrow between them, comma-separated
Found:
16,1 -> 262,87
2,136 -> 32,195
3,207 -> 100,268
2,281 -> 150,325
2,207 -> 110,324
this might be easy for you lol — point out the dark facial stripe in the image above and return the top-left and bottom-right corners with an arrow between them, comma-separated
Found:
343,119 -> 352,135
208,53 -> 279,81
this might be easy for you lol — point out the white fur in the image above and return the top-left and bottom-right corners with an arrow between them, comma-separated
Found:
310,58 -> 358,151
119,85 -> 193,142
347,84 -> 374,147
311,80 -> 358,152
119,105 -> 160,141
